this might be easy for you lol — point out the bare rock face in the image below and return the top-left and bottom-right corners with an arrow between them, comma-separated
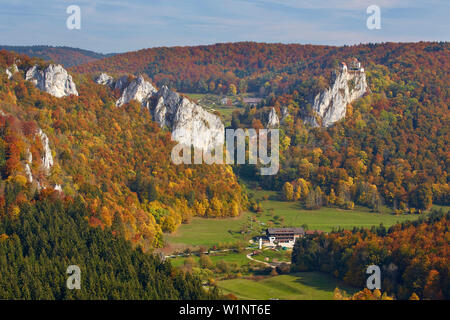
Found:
267,107 -> 280,128
95,73 -> 114,86
5,64 -> 18,79
152,86 -> 224,151
112,76 -> 129,92
307,64 -> 367,127
96,73 -> 225,151
24,149 -> 33,183
281,107 -> 289,121
25,129 -> 59,190
115,75 -> 157,107
25,64 -> 78,98
153,85 -> 181,127
95,73 -> 129,92
37,128 -> 54,173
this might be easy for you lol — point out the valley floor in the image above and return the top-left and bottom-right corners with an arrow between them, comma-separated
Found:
164,188 -> 447,300
166,189 -> 431,249
218,272 -> 357,300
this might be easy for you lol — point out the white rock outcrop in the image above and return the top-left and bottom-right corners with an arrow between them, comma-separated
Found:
115,75 -> 157,107
153,85 -> 182,127
37,128 -> 54,173
26,64 -> 78,98
95,73 -> 114,86
96,73 -> 224,151
24,149 -> 33,183
281,107 -> 289,122
307,64 -> 367,127
152,86 -> 224,151
5,64 -> 18,79
267,107 -> 280,128
24,130 -> 60,191
95,73 -> 129,92
112,76 -> 129,92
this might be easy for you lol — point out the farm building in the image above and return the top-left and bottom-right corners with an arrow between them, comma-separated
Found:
266,227 -> 305,247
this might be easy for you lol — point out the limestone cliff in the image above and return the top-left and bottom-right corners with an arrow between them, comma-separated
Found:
95,73 -> 129,92
267,107 -> 280,128
307,63 -> 368,127
37,128 -> 54,173
5,64 -> 18,79
25,64 -> 78,98
20,127 -> 58,191
95,72 -> 114,86
96,73 -> 224,151
153,86 -> 224,151
115,75 -> 156,107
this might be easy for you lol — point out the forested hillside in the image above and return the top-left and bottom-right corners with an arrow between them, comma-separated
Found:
73,42 -> 448,98
75,41 -> 449,212
73,42 -> 449,213
0,50 -> 245,250
0,45 -> 111,67
0,40 -> 448,301
234,43 -> 449,212
292,209 -> 450,300
0,196 -> 215,299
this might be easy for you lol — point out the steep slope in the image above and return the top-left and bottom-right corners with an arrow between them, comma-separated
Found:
96,73 -> 224,151
0,50 -> 245,250
307,61 -> 368,127
229,42 -> 449,210
266,107 -> 280,128
25,64 -> 78,98
152,85 -> 224,151
0,196 -> 216,299
73,42 -> 447,101
115,75 -> 157,107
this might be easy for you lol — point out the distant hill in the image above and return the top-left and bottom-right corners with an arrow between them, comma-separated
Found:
0,45 -> 114,67
74,41 -> 450,211
72,41 -> 449,96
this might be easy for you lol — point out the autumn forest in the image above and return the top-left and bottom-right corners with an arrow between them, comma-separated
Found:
0,41 -> 448,300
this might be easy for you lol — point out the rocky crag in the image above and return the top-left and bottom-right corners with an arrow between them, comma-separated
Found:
25,64 -> 78,98
306,60 -> 368,127
96,73 -> 224,151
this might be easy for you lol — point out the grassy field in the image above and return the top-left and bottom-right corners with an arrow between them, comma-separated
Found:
218,272 -> 358,300
169,251 -> 251,268
166,214 -> 253,247
166,189 -> 430,247
252,248 -> 292,263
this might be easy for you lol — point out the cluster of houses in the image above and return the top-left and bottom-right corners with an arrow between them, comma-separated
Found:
258,227 -> 324,249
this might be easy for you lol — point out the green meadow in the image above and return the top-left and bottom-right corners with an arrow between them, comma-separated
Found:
218,272 -> 358,300
169,251 -> 250,268
184,93 -> 239,126
166,189 -> 428,248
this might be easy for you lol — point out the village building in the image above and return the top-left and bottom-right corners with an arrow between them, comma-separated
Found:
265,227 -> 305,247
243,97 -> 263,106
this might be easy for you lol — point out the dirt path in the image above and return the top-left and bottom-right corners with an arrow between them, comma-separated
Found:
246,253 -> 275,268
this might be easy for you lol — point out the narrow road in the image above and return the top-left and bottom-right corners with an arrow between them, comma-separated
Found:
246,253 -> 275,268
